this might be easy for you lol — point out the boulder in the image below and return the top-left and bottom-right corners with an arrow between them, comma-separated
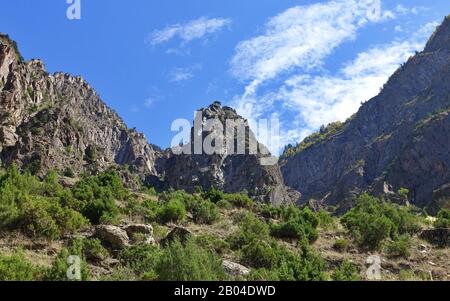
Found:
161,226 -> 193,246
95,225 -> 130,250
123,224 -> 155,245
222,260 -> 250,277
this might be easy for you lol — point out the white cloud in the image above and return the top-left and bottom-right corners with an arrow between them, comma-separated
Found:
230,0 -> 390,97
169,64 -> 202,83
229,0 -> 437,155
149,17 -> 231,46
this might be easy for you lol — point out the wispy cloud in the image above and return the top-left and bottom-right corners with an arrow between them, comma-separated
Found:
228,0 -> 437,155
149,17 -> 231,46
230,0 -> 391,97
169,64 -> 202,83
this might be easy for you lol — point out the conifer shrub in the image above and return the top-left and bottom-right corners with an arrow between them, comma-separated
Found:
155,239 -> 227,281
342,193 -> 420,250
0,251 -> 41,281
332,260 -> 361,281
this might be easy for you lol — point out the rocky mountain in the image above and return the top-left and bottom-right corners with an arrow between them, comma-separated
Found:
0,34 -> 163,186
281,15 -> 450,213
0,34 -> 291,204
161,102 -> 297,204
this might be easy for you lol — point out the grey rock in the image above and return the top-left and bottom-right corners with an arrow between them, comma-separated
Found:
281,16 -> 450,211
222,260 -> 250,277
94,225 -> 130,250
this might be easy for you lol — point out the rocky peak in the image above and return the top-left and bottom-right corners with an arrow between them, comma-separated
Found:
281,16 -> 450,212
0,34 -> 162,184
162,101 -> 297,204
424,15 -> 450,53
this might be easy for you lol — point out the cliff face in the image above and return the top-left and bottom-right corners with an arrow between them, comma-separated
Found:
162,102 -> 297,204
0,34 -> 162,181
0,34 -> 293,204
281,16 -> 450,212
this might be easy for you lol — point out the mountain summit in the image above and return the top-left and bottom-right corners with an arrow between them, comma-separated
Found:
281,15 -> 450,212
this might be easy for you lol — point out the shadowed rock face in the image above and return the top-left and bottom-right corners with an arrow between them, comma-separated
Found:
0,34 -> 295,205
281,16 -> 450,212
162,102 -> 298,205
0,33 -> 162,182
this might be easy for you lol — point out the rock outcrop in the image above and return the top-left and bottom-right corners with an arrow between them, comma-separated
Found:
162,102 -> 297,204
0,33 -> 162,182
281,16 -> 450,212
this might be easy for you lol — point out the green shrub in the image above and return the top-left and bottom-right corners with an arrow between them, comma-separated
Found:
119,244 -> 162,278
317,209 -> 335,229
240,240 -> 277,269
270,207 -> 319,243
223,193 -> 254,209
44,244 -> 91,281
71,171 -> 126,224
157,199 -> 186,224
201,188 -> 224,203
216,200 -> 233,210
247,243 -> 326,281
155,239 -> 227,281
435,209 -> 450,228
385,235 -> 411,258
332,260 -> 361,281
191,201 -> 220,224
227,213 -> 270,250
78,238 -> 108,262
342,193 -> 420,250
0,251 -> 40,281
333,238 -> 350,252
64,167 -> 75,178
195,234 -> 230,255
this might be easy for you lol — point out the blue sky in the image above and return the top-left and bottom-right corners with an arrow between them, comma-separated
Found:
1,0 -> 449,154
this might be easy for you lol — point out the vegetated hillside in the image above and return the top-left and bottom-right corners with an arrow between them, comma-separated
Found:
0,167 -> 448,281
0,34 -> 291,204
281,15 -> 450,213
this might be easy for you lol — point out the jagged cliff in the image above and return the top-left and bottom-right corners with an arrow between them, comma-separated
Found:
0,34 -> 291,204
0,33 -> 162,182
281,16 -> 450,212
161,102 -> 297,204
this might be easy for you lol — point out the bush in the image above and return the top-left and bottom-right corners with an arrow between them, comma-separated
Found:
0,166 -> 88,239
216,200 -> 233,210
0,251 -> 40,281
247,243 -> 326,281
385,235 -> 411,258
223,193 -> 254,209
227,213 -> 270,250
342,193 -> 420,250
333,238 -> 350,252
43,244 -> 91,281
119,244 -> 162,278
78,238 -> 108,262
332,260 -> 361,281
195,234 -> 230,255
202,188 -> 224,203
191,201 -> 220,224
157,199 -> 186,224
435,209 -> 450,228
71,171 -> 126,224
270,207 -> 319,243
240,240 -> 277,269
317,210 -> 335,229
64,167 -> 75,178
155,239 -> 227,281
